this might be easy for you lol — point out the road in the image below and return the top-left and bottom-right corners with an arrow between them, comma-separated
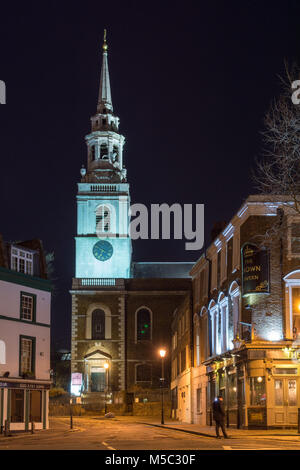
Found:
1,417 -> 300,451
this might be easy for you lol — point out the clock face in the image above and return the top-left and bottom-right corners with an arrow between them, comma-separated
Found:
93,240 -> 113,261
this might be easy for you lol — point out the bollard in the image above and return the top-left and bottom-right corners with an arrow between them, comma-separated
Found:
4,420 -> 10,437
31,421 -> 35,434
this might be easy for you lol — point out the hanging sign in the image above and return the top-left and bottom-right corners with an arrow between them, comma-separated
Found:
242,243 -> 269,295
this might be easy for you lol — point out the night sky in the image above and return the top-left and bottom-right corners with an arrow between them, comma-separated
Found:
1,0 -> 300,350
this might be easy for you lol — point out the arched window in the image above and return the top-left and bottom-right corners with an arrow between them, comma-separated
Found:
136,308 -> 152,341
92,309 -> 105,340
136,363 -> 152,383
113,145 -> 119,162
100,143 -> 108,159
229,281 -> 240,345
0,340 -> 5,364
96,205 -> 111,233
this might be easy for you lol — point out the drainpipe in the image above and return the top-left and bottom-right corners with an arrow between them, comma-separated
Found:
189,290 -> 194,424
204,244 -> 212,425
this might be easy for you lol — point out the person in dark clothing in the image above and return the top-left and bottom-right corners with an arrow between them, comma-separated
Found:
212,396 -> 229,439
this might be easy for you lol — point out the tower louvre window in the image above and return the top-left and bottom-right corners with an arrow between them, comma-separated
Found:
91,145 -> 96,161
96,205 -> 111,233
100,143 -> 108,159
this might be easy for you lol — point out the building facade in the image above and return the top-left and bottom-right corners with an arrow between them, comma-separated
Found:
0,236 -> 52,431
189,195 -> 300,429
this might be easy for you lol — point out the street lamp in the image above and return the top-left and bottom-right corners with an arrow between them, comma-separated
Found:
104,362 -> 109,415
159,349 -> 166,425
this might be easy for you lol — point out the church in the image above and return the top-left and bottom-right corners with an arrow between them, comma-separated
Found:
70,32 -> 193,409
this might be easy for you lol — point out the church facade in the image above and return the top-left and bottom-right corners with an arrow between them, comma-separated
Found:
70,33 -> 193,408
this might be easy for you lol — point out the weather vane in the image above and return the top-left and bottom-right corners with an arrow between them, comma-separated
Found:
103,29 -> 108,51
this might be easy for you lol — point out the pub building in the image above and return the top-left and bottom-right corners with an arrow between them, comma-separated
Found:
191,195 -> 300,429
0,236 -> 52,431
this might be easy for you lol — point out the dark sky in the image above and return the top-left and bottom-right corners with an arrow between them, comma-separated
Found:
1,0 -> 300,350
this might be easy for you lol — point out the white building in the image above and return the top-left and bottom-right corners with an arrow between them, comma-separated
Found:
0,236 -> 52,431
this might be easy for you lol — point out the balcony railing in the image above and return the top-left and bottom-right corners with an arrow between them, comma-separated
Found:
72,278 -> 125,289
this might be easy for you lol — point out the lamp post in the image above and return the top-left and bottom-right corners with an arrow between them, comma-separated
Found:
159,349 -> 166,425
104,362 -> 109,415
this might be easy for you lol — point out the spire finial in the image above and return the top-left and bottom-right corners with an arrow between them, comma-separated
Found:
103,29 -> 108,52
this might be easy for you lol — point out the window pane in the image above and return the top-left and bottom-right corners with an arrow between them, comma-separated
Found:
137,309 -> 151,341
228,373 -> 236,407
92,309 -> 105,340
30,390 -> 42,422
11,390 -> 24,422
274,379 -> 283,406
274,368 -> 298,375
292,288 -> 300,315
250,377 -> 266,406
21,338 -> 33,374
288,380 -> 297,406
21,294 -> 33,321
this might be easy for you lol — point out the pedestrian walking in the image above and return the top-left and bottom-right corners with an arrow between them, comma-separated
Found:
212,395 -> 229,439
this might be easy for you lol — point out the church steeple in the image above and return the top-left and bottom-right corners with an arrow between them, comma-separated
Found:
82,30 -> 126,184
97,29 -> 113,113
76,34 -> 132,280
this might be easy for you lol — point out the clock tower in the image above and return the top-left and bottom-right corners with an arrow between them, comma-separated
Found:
75,30 -> 132,279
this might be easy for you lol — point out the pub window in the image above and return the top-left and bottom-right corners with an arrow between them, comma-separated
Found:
250,377 -> 266,406
30,390 -> 42,422
92,309 -> 105,340
136,308 -> 151,341
136,364 -> 151,383
11,389 -> 24,423
291,222 -> 300,254
292,287 -> 300,339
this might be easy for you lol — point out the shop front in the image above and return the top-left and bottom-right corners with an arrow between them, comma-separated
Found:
205,345 -> 300,429
0,379 -> 50,431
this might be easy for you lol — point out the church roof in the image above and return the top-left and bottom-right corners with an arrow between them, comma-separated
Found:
132,262 -> 194,279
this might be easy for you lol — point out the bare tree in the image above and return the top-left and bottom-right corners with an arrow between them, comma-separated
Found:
253,61 -> 300,215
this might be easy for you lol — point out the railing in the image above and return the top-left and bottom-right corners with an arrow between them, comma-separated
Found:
90,184 -> 117,192
72,278 -> 125,289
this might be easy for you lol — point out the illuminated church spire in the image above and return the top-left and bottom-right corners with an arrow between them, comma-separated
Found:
97,29 -> 113,113
82,29 -> 126,183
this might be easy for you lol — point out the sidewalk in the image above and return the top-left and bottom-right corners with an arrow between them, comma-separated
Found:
112,416 -> 300,441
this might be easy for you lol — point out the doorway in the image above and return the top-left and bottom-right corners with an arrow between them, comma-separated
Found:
273,377 -> 298,426
91,369 -> 106,392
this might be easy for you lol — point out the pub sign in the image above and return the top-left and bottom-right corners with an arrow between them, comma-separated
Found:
242,243 -> 269,295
